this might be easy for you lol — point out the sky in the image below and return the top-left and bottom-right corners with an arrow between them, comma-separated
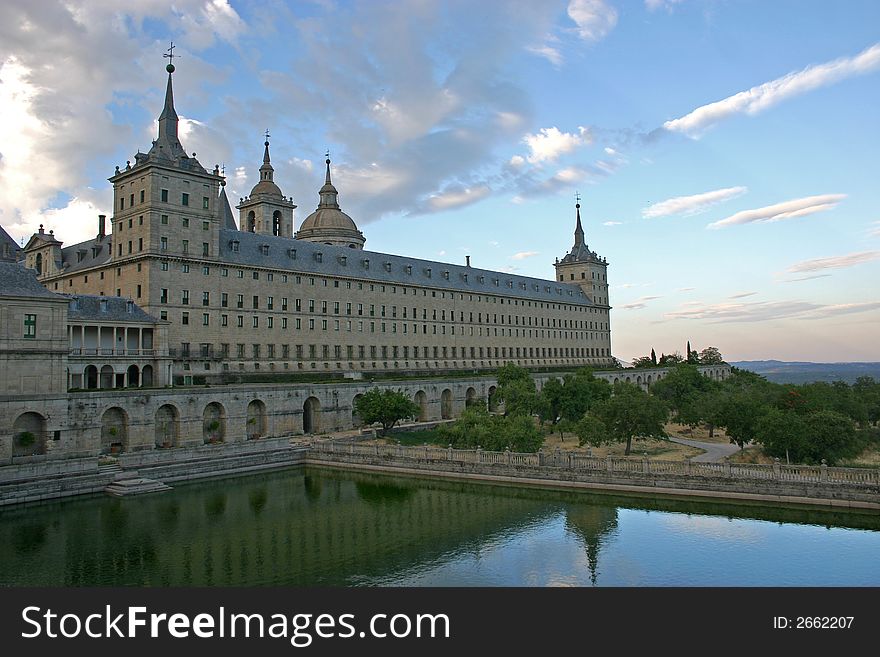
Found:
0,0 -> 878,363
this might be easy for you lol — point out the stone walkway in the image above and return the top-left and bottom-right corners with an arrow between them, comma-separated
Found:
667,435 -> 742,462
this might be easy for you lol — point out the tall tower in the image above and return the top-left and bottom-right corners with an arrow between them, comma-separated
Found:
294,157 -> 366,249
554,196 -> 613,364
236,135 -> 296,237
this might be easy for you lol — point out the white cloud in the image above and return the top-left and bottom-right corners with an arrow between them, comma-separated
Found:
677,287 -> 695,292
425,185 -> 491,212
728,291 -> 757,299
509,155 -> 525,168
707,194 -> 846,229
288,157 -> 313,172
786,250 -> 880,273
527,44 -> 564,67
665,299 -> 880,323
603,220 -> 623,226
511,251 -> 540,260
646,0 -> 684,11
783,274 -> 832,283
523,126 -> 590,164
643,186 -> 747,218
869,221 -> 880,238
664,42 -> 880,137
567,0 -> 618,41
621,295 -> 662,310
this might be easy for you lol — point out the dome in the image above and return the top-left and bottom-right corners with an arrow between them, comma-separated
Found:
248,179 -> 283,197
299,207 -> 358,232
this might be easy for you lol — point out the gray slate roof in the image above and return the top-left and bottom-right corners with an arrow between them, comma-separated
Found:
0,225 -> 22,262
66,295 -> 160,324
219,229 -> 595,306
0,261 -> 64,299
219,187 -> 238,230
59,235 -> 112,274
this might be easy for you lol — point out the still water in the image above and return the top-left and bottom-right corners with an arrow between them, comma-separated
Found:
1,466 -> 878,586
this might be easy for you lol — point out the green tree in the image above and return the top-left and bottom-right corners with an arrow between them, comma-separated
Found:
354,388 -> 420,436
658,352 -> 684,366
631,355 -> 655,368
437,406 -> 543,453
494,363 -> 538,417
651,348 -> 657,365
578,382 -> 668,455
650,363 -> 714,426
755,408 -> 806,463
698,346 -> 724,364
802,410 -> 859,465
716,387 -> 770,450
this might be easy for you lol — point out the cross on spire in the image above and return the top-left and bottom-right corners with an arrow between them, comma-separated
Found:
575,191 -> 581,205
264,128 -> 270,143
164,42 -> 177,64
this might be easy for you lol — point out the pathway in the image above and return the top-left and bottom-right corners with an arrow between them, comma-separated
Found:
667,435 -> 742,462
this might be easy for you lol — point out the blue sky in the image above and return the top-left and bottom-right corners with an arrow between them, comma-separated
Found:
1,0 -> 878,362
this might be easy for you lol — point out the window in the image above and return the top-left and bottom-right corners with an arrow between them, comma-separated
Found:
161,237 -> 168,251
237,294 -> 244,309
182,240 -> 189,254
202,313 -> 209,326
202,291 -> 210,306
268,296 -> 274,310
202,243 -> 209,256
140,190 -> 145,203
237,316 -> 243,328
253,316 -> 259,328
23,314 -> 36,339
160,288 -> 168,303
221,293 -> 228,308
221,315 -> 228,327
252,295 -> 259,309
161,189 -> 168,202
203,197 -> 209,209
181,192 -> 189,206
161,214 -> 168,225
182,312 -> 189,325
268,317 -> 274,328
182,264 -> 190,273
203,266 -> 210,275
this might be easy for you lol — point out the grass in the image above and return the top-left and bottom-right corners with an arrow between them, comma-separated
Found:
542,431 -> 704,461
384,429 -> 447,446
665,422 -> 732,445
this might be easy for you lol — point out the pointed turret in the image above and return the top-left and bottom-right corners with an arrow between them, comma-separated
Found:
259,138 -> 275,183
573,201 -> 585,248
236,134 -> 296,236
218,179 -> 238,230
157,64 -> 179,143
318,157 -> 341,209
295,156 -> 365,249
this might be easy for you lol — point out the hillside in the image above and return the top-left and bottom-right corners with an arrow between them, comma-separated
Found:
730,361 -> 880,385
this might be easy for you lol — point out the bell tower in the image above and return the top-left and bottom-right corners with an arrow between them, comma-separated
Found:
236,133 -> 296,237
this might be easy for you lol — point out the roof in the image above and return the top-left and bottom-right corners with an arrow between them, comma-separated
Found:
0,225 -> 21,262
220,229 -> 596,306
0,261 -> 65,299
66,295 -> 161,324
59,235 -> 113,274
219,187 -> 238,230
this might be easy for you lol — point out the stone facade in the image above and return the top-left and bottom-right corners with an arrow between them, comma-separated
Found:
17,62 -> 613,381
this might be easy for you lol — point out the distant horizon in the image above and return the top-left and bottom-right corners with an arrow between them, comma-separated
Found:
1,1 -> 878,361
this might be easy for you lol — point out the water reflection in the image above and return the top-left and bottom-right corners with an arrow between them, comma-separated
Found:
0,466 -> 878,587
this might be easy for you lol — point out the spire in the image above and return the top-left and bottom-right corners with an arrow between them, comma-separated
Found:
318,155 -> 340,209
574,199 -> 585,247
158,43 -> 179,143
259,130 -> 274,182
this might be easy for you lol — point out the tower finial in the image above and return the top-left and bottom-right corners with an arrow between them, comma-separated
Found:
324,151 -> 332,185
163,41 -> 177,73
573,191 -> 585,247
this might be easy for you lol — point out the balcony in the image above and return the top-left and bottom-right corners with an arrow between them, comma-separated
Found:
69,348 -> 161,357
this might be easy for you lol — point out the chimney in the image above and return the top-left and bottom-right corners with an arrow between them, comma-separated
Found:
465,255 -> 471,267
98,214 -> 106,238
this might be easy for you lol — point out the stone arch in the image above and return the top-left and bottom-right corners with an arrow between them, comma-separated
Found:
246,399 -> 268,439
12,412 -> 47,457
154,404 -> 180,448
414,390 -> 428,422
85,365 -> 98,389
303,396 -> 321,434
100,407 -> 128,455
441,388 -> 453,420
613,377 -> 619,384
646,374 -> 653,386
247,211 -> 256,232
636,375 -> 642,385
272,210 -> 282,236
625,376 -> 631,383
127,364 -> 139,387
488,385 -> 499,412
100,365 -> 114,389
141,364 -> 153,387
203,402 -> 226,444
35,252 -> 43,275
465,386 -> 478,407
351,393 -> 364,427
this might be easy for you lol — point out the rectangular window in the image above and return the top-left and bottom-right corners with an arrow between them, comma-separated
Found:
161,214 -> 168,225
160,237 -> 168,251
182,312 -> 189,325
161,189 -> 168,202
202,291 -> 210,306
181,192 -> 189,206
202,242 -> 209,256
182,290 -> 189,305
202,266 -> 209,275
23,314 -> 36,339
221,293 -> 228,308
182,240 -> 189,254
182,263 -> 190,273
237,294 -> 244,308
140,189 -> 145,203
160,288 -> 168,303
253,295 -> 259,309
202,313 -> 209,326
237,315 -> 243,328
137,284 -> 142,298
268,296 -> 274,310
138,238 -> 143,251
268,317 -> 274,329
182,217 -> 189,228
237,344 -> 245,358
253,316 -> 259,328
203,197 -> 210,210
221,315 -> 228,327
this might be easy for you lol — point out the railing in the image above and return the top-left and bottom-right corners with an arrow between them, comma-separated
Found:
70,348 -> 159,357
308,442 -> 880,488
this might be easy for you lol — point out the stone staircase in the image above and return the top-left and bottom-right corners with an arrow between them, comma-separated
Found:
104,469 -> 172,497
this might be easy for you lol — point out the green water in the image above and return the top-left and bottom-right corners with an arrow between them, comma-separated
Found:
1,466 -> 878,586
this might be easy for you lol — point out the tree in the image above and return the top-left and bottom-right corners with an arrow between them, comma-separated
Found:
494,363 -> 538,416
650,363 -> 714,426
578,382 -> 668,455
756,408 -> 806,463
354,388 -> 420,436
538,370 -> 612,439
631,356 -> 655,368
537,377 -> 566,437
718,388 -> 771,449
437,406 -> 543,453
698,346 -> 724,364
651,348 -> 657,365
657,352 -> 684,366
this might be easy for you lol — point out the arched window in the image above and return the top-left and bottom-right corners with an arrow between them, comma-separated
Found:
35,253 -> 43,275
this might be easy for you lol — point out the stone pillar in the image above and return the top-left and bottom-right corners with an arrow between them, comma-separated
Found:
820,460 -> 827,482
605,455 -> 613,473
773,457 -> 780,480
642,453 -> 650,473
723,457 -> 731,477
